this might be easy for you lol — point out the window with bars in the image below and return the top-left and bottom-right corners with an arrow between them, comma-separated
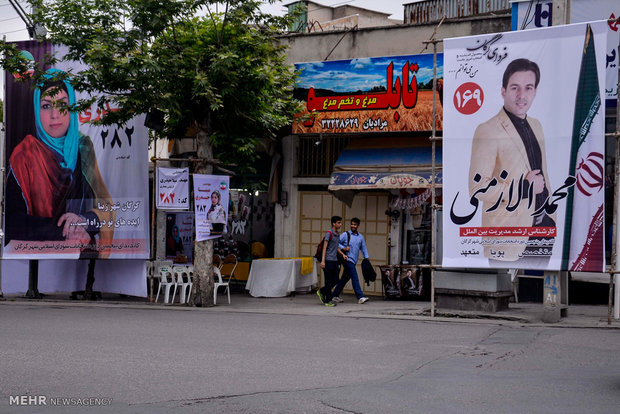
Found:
296,135 -> 350,177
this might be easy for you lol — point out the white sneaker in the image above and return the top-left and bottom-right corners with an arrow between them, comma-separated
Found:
332,296 -> 344,303
358,297 -> 369,304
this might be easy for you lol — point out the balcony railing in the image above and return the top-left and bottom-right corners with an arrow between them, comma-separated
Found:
405,0 -> 510,25
296,135 -> 351,177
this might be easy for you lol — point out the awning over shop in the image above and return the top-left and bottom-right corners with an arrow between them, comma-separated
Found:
328,138 -> 442,192
330,171 -> 440,190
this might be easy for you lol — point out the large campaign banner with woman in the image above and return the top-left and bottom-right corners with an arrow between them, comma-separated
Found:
442,22 -> 607,271
3,41 -> 149,259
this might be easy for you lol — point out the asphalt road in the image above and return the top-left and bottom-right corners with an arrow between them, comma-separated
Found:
0,302 -> 618,413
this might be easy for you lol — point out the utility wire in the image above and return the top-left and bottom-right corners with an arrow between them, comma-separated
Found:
7,0 -> 33,30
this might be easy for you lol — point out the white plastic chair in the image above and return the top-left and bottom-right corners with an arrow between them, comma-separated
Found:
213,266 -> 230,305
184,265 -> 194,303
220,254 -> 238,283
172,266 -> 191,304
155,265 -> 175,304
213,254 -> 223,270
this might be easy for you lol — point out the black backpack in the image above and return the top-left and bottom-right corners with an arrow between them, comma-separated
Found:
338,231 -> 351,264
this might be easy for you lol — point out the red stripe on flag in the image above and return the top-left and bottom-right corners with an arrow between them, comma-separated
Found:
570,204 -> 605,271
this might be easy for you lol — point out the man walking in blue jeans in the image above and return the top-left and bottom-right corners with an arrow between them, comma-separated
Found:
317,215 -> 344,307
331,217 -> 370,304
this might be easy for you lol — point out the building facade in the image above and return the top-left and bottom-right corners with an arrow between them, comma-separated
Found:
273,10 -> 512,296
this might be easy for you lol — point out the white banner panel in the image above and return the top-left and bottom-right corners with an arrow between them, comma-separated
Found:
193,174 -> 230,242
156,167 -> 190,210
443,22 -> 607,271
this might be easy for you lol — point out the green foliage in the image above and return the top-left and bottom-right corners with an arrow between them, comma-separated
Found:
3,0 -> 302,181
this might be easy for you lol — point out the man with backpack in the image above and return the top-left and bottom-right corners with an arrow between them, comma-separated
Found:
316,216 -> 345,307
331,217 -> 370,304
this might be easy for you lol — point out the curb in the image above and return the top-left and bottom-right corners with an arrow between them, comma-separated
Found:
2,294 -> 619,329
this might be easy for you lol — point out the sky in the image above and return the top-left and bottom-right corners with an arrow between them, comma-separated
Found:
1,0 -> 31,42
295,54 -> 444,93
0,0 -> 407,98
260,0 -> 405,20
0,0 -> 407,43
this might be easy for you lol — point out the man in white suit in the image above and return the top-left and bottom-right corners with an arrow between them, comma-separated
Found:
469,58 -> 556,263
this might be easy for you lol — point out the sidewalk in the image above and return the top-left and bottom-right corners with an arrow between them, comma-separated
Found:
1,290 -> 618,329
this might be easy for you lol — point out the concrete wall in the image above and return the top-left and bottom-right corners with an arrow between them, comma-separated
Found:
279,16 -> 510,64
332,6 -> 398,27
306,3 -> 333,24
274,135 -> 329,258
274,15 -> 510,258
353,14 -> 401,28
305,3 -> 397,30
315,15 -> 359,32
332,6 -> 389,21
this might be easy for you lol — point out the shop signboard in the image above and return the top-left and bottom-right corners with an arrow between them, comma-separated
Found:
330,171 -> 438,190
442,22 -> 607,271
3,41 -> 149,259
156,167 -> 190,210
511,0 -> 619,106
193,174 -> 230,241
293,54 -> 444,134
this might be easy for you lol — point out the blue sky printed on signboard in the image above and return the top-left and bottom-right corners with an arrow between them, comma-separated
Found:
295,54 -> 444,93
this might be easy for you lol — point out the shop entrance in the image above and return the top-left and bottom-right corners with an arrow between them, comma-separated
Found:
299,191 -> 389,296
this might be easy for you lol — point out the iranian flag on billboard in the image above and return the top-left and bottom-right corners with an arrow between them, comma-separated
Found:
442,21 -> 607,271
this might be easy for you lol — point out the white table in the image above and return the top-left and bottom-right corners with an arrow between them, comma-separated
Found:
245,258 -> 318,297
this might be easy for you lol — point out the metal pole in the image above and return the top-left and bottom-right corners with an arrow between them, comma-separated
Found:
0,42 -> 5,297
250,191 -> 254,260
429,40 -> 439,318
613,41 -> 620,321
610,131 -> 618,323
152,138 -> 157,261
25,260 -> 39,298
149,138 -> 157,301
